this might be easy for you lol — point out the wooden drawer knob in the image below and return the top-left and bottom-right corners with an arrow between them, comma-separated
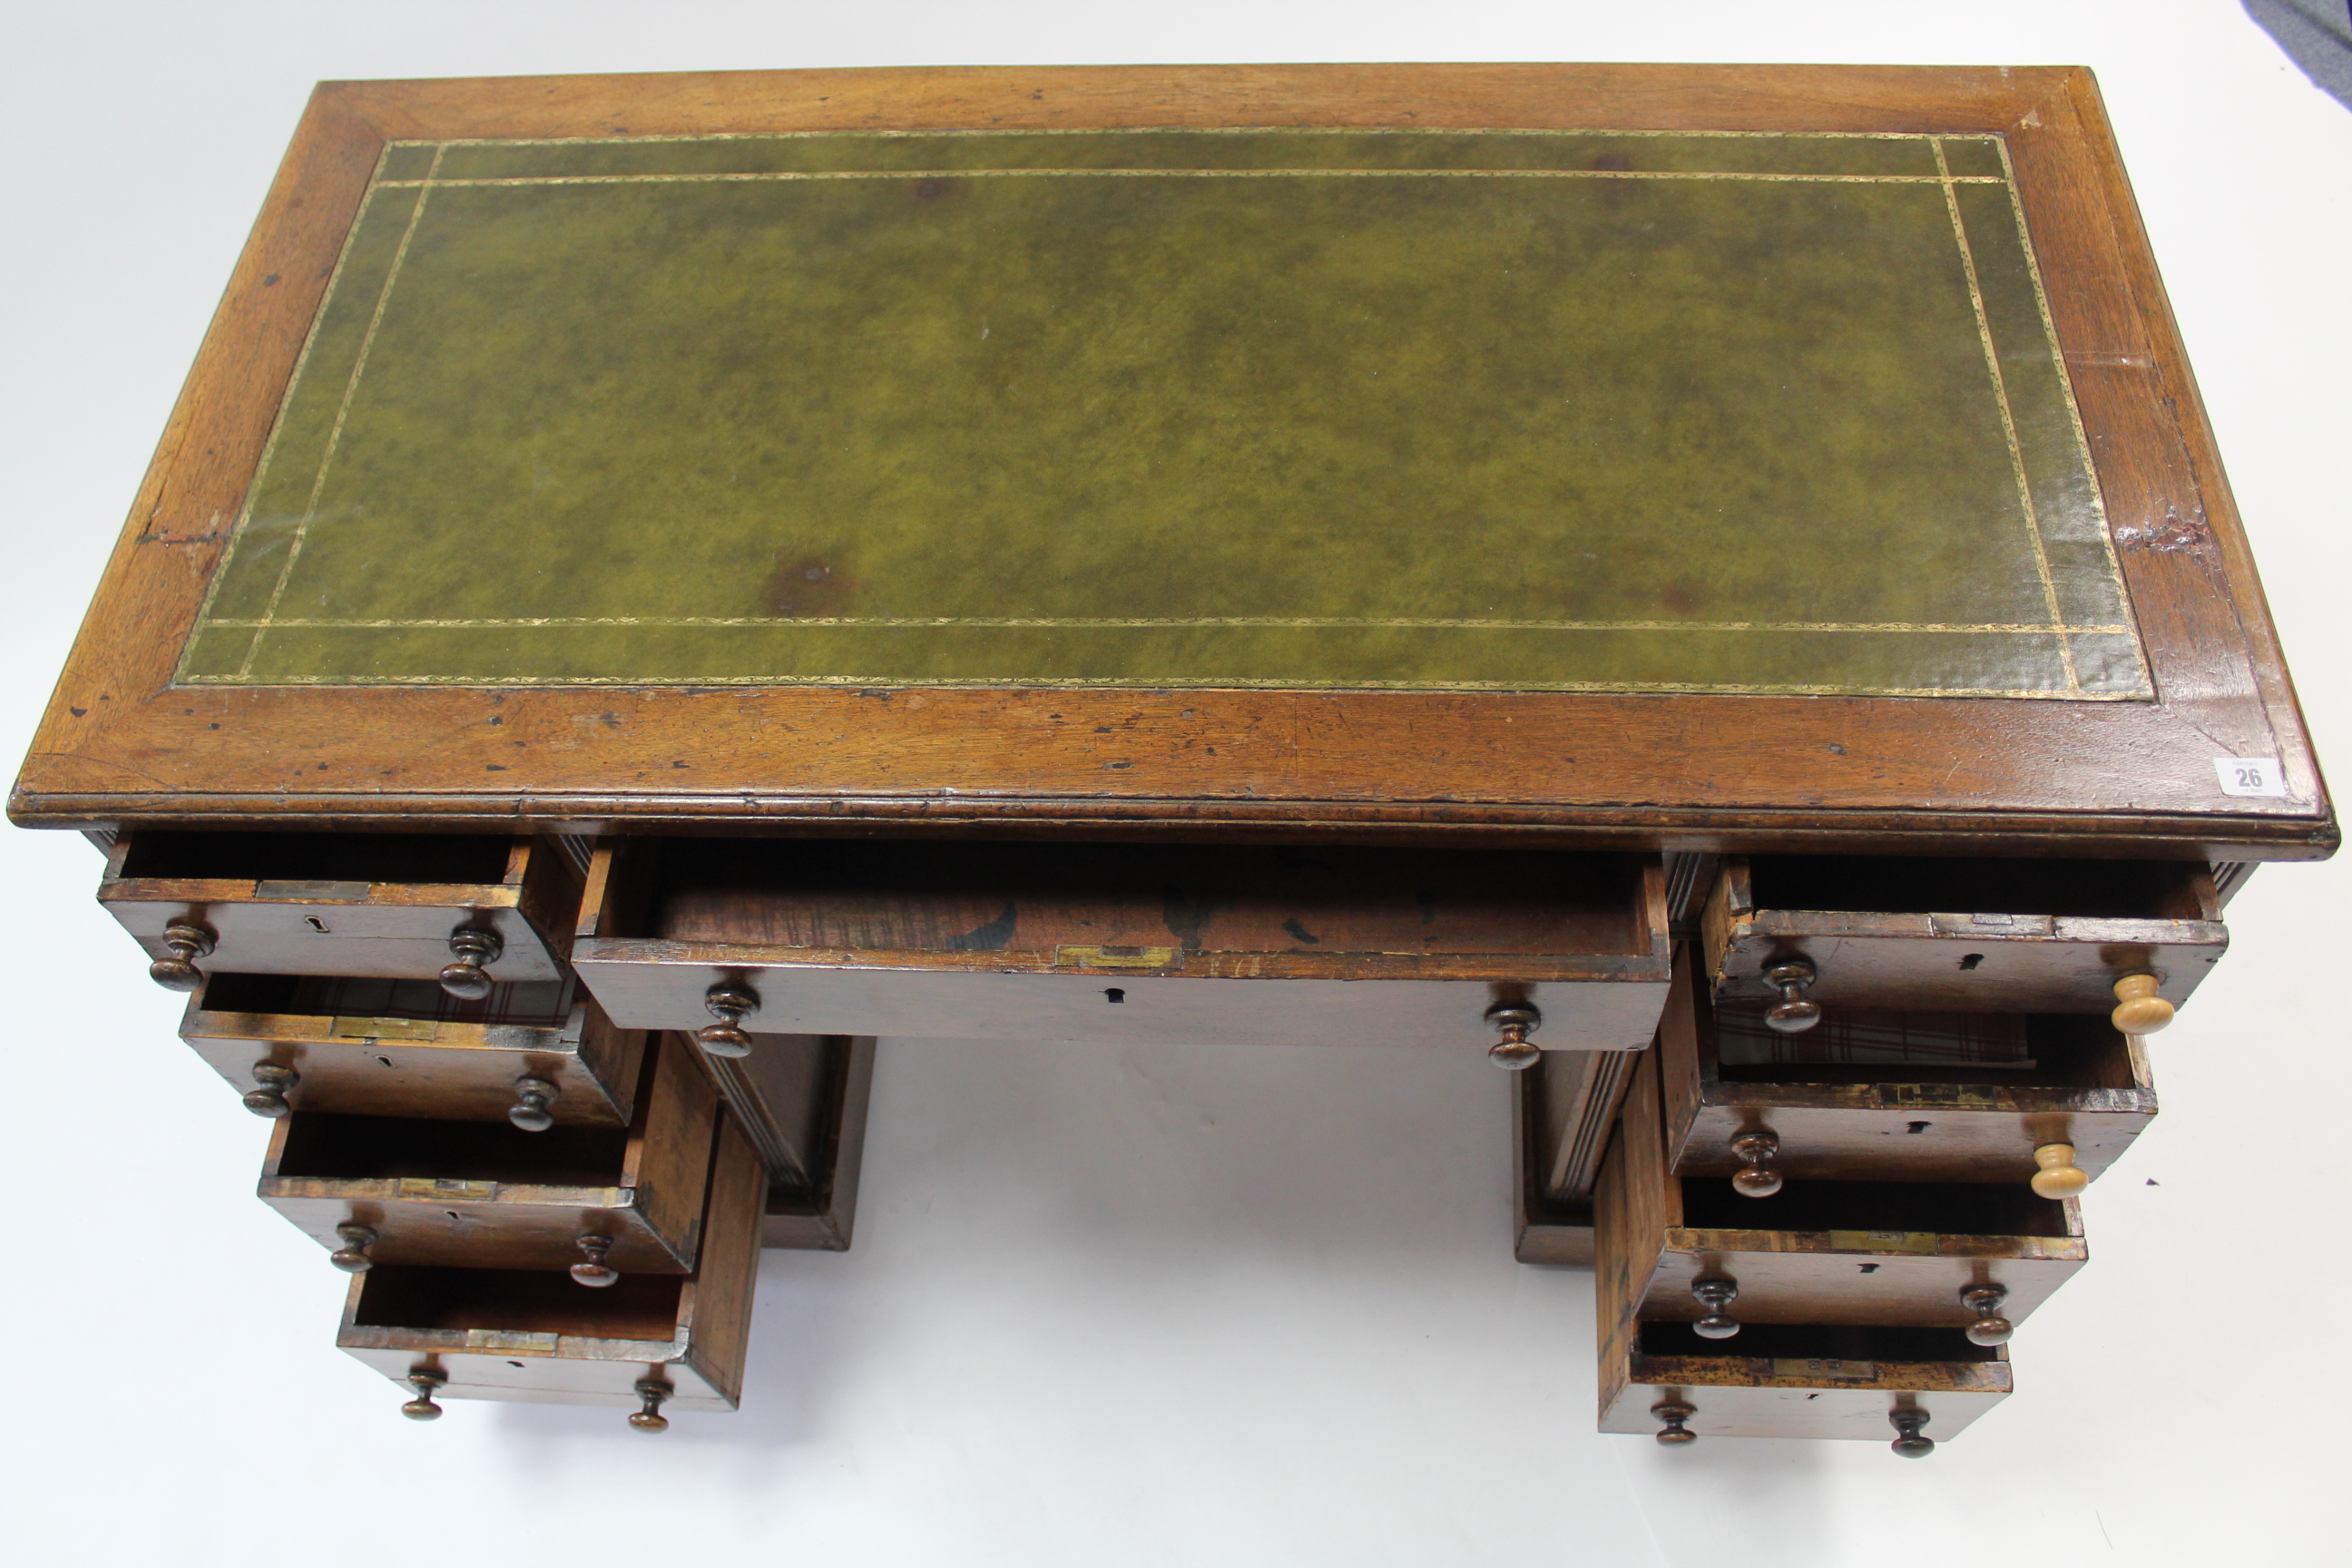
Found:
2030,1142 -> 2089,1200
1730,1129 -> 1784,1197
1888,1406 -> 1935,1457
696,980 -> 760,1057
1762,956 -> 1821,1034
149,919 -> 215,992
400,1368 -> 446,1421
630,1377 -> 672,1433
1691,1275 -> 1740,1338
1961,1283 -> 2013,1346
507,1075 -> 559,1132
1485,1003 -> 1542,1069
1651,1399 -> 1698,1446
2110,972 -> 2175,1036
330,1222 -> 379,1273
242,1061 -> 299,1118
439,926 -> 504,1000
570,1234 -> 620,1288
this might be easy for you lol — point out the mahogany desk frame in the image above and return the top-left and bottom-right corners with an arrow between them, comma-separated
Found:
11,64 -> 2334,862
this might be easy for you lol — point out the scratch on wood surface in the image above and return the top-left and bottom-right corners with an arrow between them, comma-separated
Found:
2111,508 -> 2211,554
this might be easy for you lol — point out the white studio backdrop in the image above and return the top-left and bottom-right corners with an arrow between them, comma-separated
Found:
0,4 -> 2344,1564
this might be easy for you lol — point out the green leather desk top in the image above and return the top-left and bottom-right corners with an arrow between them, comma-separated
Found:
180,128 -> 2142,699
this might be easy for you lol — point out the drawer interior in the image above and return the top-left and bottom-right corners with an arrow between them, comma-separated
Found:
274,1112 -> 628,1186
1710,1010 -> 2139,1091
116,830 -> 515,886
1744,855 -> 2209,920
351,1265 -> 682,1339
630,839 -> 1653,956
1636,1320 -> 2003,1362
1676,1177 -> 2073,1237
197,972 -> 575,1029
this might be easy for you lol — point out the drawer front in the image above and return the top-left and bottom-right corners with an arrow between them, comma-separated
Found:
187,1034 -> 637,1126
1600,1354 -> 2008,1443
181,995 -> 643,1127
101,830 -> 584,989
1674,1100 -> 2151,1186
338,1346 -> 733,1412
574,952 -> 1670,1051
1638,1230 -> 2085,1329
109,895 -> 565,983
263,1190 -> 692,1274
1701,855 -> 2226,1014
263,1035 -> 720,1276
1710,922 -> 2224,1014
1658,953 -> 2159,1191
573,840 -> 1670,1050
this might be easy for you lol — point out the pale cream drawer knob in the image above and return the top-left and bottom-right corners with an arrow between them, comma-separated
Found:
2030,1142 -> 2089,1200
2110,972 -> 2175,1035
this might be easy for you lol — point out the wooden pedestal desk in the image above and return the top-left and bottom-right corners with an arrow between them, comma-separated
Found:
11,63 -> 2334,1453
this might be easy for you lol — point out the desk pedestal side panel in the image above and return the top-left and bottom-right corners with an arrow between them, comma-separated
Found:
701,1032 -> 877,1251
1517,948 -> 1702,1266
1513,1047 -> 1647,1265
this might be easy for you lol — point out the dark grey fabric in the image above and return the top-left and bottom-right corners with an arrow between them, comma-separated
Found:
2245,0 -> 2352,112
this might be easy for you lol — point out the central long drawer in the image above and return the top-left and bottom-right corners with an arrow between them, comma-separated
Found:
572,839 -> 1671,1051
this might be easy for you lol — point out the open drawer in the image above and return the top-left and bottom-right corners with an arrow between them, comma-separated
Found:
572,839 -> 1671,1054
1701,855 -> 2225,1024
260,1034 -> 720,1281
102,830 -> 583,995
181,973 -> 644,1127
1626,1178 -> 2083,1336
1657,949 -> 2156,1192
337,1111 -> 764,1427
1599,1320 -> 2010,1451
1602,1048 -> 2082,1341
